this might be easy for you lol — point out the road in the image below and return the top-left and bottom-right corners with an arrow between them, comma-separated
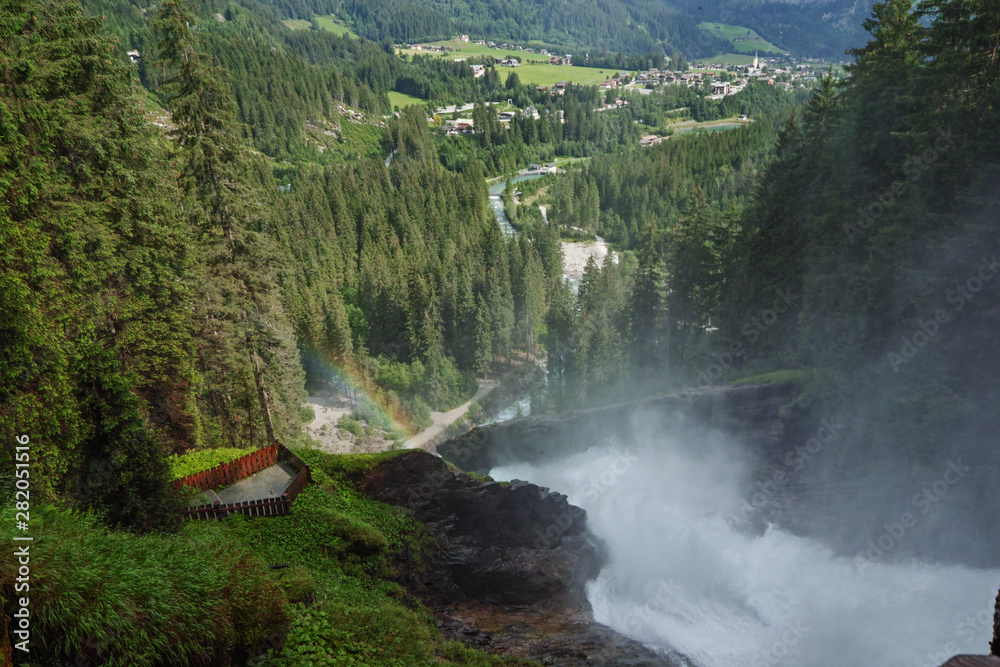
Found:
405,380 -> 496,451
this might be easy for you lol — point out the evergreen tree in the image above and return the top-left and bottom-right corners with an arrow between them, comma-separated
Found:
628,226 -> 669,376
156,0 -> 304,448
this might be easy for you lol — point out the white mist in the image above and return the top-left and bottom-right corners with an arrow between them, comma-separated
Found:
490,419 -> 999,667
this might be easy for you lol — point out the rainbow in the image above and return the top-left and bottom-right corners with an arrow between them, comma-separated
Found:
299,345 -> 417,440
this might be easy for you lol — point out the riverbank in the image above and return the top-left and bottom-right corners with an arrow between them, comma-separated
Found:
562,235 -> 617,281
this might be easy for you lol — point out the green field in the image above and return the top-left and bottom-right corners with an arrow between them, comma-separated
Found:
667,117 -> 752,135
282,18 -> 311,31
694,53 -> 759,67
500,63 -> 621,87
698,22 -> 785,55
388,91 -> 426,110
396,38 -> 631,93
314,15 -> 358,38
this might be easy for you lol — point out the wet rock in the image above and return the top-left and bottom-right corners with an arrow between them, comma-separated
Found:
359,450 -> 677,666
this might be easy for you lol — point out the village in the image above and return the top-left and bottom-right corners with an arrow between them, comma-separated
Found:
405,35 -> 836,98
395,27 -> 846,145
432,51 -> 833,137
633,53 -> 830,97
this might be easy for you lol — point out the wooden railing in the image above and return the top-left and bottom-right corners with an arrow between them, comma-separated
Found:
173,442 -> 281,492
177,441 -> 312,522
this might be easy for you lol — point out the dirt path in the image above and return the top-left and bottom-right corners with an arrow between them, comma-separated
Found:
405,381 -> 496,451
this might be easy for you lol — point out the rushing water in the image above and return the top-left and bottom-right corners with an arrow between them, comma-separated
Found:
487,173 -> 543,197
490,426 -> 999,667
480,396 -> 531,427
488,174 -> 542,238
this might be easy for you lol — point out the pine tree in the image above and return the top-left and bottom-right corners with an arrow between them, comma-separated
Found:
0,0 -> 193,528
155,0 -> 303,447
628,226 -> 668,375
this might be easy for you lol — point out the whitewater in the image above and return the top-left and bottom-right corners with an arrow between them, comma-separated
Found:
491,420 -> 999,667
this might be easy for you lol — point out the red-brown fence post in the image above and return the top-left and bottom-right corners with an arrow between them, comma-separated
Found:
176,441 -> 310,522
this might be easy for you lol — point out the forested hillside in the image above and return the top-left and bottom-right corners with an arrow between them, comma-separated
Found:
252,0 -> 875,58
717,0 -> 1000,467
540,0 -> 1000,494
0,0 -> 572,658
674,0 -> 875,58
405,0 -> 729,57
0,0 -> 546,531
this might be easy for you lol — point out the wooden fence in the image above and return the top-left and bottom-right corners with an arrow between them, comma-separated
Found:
177,441 -> 312,522
173,442 -> 281,492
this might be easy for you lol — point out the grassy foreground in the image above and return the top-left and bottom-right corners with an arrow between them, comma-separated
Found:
0,447 -> 538,666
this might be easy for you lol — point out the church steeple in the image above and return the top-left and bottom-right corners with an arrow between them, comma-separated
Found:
752,51 -> 758,70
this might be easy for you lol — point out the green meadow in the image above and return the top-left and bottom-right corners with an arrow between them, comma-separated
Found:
388,90 -> 426,110
500,63 -> 622,87
281,18 -> 311,30
698,22 -> 785,54
694,53 -> 759,67
314,15 -> 358,38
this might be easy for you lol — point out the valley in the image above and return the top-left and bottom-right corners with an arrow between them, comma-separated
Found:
4,0 -> 1000,665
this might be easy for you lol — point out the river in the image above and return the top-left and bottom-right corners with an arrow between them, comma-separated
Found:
488,174 -> 542,237
488,173 -> 616,295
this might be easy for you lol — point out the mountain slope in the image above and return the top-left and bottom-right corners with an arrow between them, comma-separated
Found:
264,0 -> 875,58
675,0 -> 875,57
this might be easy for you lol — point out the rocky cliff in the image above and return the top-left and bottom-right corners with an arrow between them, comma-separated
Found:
360,449 -> 678,666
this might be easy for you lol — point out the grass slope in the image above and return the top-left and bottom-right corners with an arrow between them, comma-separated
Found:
3,447 -> 538,666
314,15 -> 359,38
389,90 -> 426,110
697,22 -> 785,55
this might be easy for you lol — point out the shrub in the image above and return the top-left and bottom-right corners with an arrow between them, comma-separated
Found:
275,565 -> 316,603
338,415 -> 364,437
313,504 -> 388,556
351,396 -> 391,430
299,405 -> 315,424
401,395 -> 433,429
